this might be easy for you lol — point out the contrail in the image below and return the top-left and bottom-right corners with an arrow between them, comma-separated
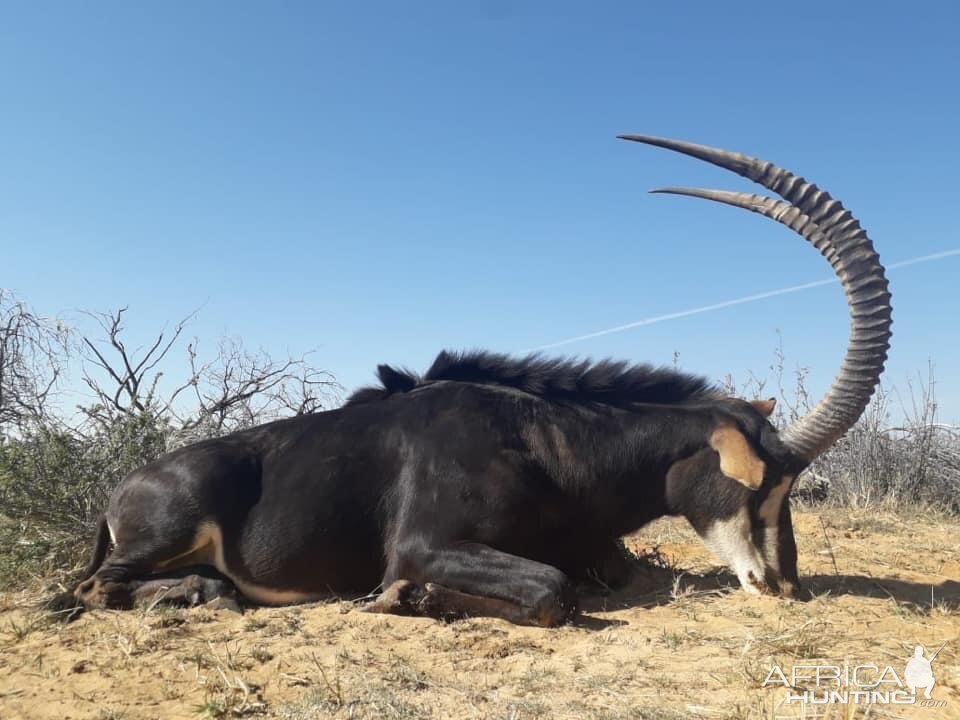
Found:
525,248 -> 960,352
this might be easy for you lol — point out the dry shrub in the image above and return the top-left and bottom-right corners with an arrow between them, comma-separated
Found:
720,339 -> 959,514
812,370 -> 960,512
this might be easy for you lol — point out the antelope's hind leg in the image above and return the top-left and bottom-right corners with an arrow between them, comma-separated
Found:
77,571 -> 236,611
127,571 -> 238,609
75,513 -> 225,610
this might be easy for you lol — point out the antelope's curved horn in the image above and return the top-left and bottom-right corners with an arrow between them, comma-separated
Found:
621,136 -> 892,462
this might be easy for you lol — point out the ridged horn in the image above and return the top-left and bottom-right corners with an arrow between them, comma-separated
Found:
620,135 -> 892,462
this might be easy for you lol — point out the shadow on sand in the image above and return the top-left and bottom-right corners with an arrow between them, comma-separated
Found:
575,557 -> 960,627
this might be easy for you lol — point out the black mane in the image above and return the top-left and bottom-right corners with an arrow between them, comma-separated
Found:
345,350 -> 716,409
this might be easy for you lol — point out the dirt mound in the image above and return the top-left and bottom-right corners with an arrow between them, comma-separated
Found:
1,509 -> 957,719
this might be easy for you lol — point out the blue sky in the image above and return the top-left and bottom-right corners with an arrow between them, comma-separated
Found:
1,2 -> 958,420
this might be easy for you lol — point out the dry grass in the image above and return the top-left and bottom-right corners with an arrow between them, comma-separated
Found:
1,508 -> 958,720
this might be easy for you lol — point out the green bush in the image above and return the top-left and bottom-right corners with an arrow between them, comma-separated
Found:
0,411 -> 172,587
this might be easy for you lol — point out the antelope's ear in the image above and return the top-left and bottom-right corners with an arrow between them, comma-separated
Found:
709,425 -> 766,490
750,397 -> 777,418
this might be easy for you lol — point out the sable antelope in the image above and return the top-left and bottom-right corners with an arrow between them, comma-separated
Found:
72,135 -> 892,626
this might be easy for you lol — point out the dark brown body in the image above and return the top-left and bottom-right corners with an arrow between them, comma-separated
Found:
75,354 -> 800,624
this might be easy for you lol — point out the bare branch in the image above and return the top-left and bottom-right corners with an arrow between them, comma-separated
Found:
0,289 -> 69,432
78,308 -> 197,418
171,337 -> 339,440
75,306 -> 339,440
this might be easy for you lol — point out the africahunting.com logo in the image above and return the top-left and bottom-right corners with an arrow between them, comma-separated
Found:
763,644 -> 947,710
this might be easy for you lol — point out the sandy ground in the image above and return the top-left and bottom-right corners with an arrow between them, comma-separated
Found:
1,508 -> 958,720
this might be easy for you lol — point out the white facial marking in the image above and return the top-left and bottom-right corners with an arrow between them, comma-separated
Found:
762,525 -> 781,575
759,475 -> 794,525
703,506 -> 768,594
758,475 -> 794,574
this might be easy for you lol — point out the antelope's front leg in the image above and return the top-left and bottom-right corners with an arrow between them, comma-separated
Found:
368,542 -> 577,627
